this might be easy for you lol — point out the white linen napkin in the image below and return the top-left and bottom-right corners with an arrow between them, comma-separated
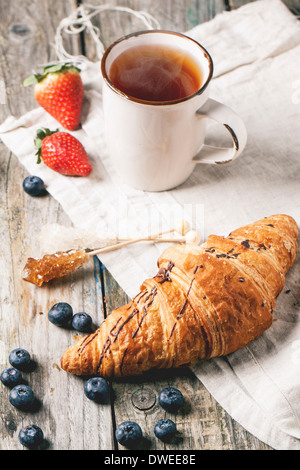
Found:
1,0 -> 300,449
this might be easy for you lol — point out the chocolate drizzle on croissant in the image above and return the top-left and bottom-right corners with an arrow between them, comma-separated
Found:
61,215 -> 298,378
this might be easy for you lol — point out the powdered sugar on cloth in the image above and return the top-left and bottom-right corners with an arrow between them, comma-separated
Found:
1,0 -> 300,449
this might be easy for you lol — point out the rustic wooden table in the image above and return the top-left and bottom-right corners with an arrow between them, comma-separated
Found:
1,0 -> 299,452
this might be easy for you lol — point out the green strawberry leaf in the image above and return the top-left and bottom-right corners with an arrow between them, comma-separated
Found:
34,138 -> 42,149
43,63 -> 66,73
35,149 -> 42,165
43,63 -> 81,74
23,63 -> 81,87
35,129 -> 46,140
23,73 -> 43,87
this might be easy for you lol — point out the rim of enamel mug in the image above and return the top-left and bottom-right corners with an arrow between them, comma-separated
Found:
101,29 -> 214,106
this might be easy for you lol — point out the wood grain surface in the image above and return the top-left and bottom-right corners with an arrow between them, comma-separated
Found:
1,0 -> 297,451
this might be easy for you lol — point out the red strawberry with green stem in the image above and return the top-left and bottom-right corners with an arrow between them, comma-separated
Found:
34,128 -> 92,176
24,64 -> 84,131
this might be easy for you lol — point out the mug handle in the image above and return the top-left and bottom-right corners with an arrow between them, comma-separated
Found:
193,98 -> 247,164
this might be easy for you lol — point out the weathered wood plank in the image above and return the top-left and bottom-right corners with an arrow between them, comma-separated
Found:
77,0 -> 225,61
228,0 -> 300,15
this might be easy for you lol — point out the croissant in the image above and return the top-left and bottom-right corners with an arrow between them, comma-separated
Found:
61,214 -> 298,378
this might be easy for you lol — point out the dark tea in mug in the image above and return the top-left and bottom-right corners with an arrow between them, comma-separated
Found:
109,44 -> 203,102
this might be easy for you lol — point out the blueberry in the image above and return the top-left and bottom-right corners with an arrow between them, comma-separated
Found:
158,387 -> 184,412
9,348 -> 31,371
154,419 -> 177,442
23,176 -> 46,197
0,367 -> 23,388
84,377 -> 110,404
19,424 -> 44,449
115,421 -> 143,448
72,312 -> 93,332
48,302 -> 73,327
9,384 -> 35,411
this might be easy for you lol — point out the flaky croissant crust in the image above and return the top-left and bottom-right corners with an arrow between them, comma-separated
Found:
61,214 -> 298,378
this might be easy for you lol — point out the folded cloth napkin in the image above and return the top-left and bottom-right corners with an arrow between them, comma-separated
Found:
1,0 -> 300,450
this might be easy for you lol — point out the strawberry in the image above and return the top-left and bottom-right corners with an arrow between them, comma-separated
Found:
34,128 -> 92,176
24,64 -> 84,131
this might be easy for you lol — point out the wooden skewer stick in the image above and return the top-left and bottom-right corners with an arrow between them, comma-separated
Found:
117,226 -> 179,242
117,230 -> 174,242
115,220 -> 191,242
87,236 -> 185,257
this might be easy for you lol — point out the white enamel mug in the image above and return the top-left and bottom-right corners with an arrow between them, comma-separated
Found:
101,30 -> 247,192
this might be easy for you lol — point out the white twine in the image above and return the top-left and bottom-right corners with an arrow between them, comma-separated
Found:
53,4 -> 161,69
